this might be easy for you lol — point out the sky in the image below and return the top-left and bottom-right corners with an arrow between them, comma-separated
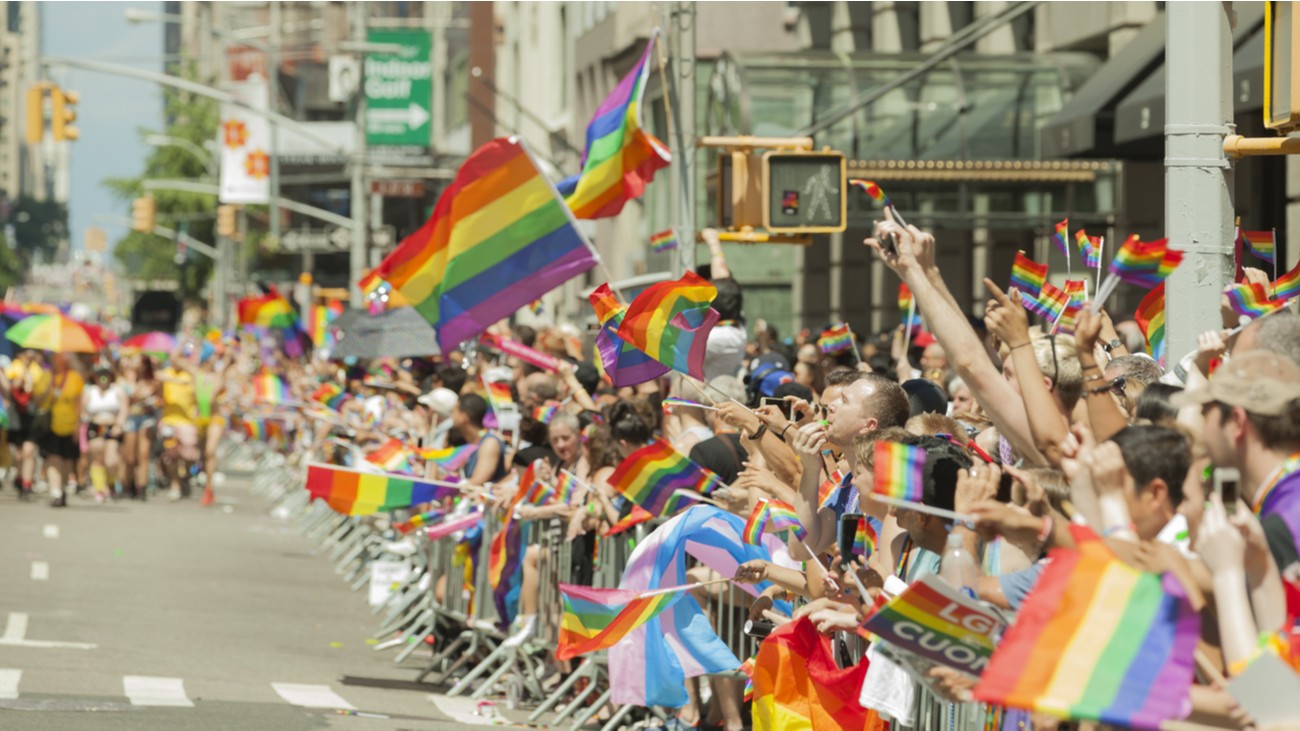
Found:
42,2 -> 164,254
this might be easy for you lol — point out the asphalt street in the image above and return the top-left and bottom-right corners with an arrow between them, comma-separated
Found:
0,470 -> 519,730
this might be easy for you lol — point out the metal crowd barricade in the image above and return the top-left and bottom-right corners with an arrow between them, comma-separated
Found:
899,687 -> 986,731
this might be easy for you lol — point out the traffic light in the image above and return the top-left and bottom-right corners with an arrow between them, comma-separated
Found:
50,86 -> 78,142
131,196 -> 156,233
216,204 -> 238,238
25,83 -> 48,144
1266,1 -> 1300,131
761,150 -> 846,234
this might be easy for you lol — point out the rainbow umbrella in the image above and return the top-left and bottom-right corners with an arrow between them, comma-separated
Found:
123,331 -> 177,355
5,314 -> 109,353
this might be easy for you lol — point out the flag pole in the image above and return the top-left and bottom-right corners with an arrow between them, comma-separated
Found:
870,494 -> 976,525
843,322 -> 862,365
1272,227 -> 1279,283
638,576 -> 731,599
1095,236 -> 1105,298
900,299 -> 917,358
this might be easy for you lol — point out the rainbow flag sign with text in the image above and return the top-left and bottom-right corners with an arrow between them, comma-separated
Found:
365,137 -> 599,352
860,574 -> 1004,677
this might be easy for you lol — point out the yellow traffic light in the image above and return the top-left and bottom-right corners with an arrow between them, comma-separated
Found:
50,87 -> 78,142
216,204 -> 238,238
132,196 -> 156,233
761,150 -> 846,234
25,84 -> 49,144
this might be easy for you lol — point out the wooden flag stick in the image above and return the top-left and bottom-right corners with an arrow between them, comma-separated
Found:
799,539 -> 841,592
664,401 -> 719,412
844,322 -> 863,365
675,489 -> 724,508
870,494 -> 976,525
901,299 -> 917,356
639,576 -> 731,599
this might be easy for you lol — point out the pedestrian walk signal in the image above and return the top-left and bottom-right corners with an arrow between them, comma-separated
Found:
1265,1 -> 1300,131
762,151 -> 846,234
132,196 -> 156,233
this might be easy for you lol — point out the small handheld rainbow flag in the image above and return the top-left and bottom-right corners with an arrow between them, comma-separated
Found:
608,439 -> 721,516
1134,283 -> 1166,365
602,504 -> 654,536
304,463 -> 461,516
1224,281 -> 1287,318
1010,251 -> 1048,299
853,517 -> 877,560
557,582 -> 686,661
849,179 -> 891,209
1273,258 -> 1300,301
528,299 -> 544,317
417,444 -> 477,472
311,383 -> 349,410
554,471 -> 583,505
818,323 -> 855,354
742,498 -> 808,544
482,379 -> 514,414
1241,229 -> 1275,264
1075,229 -> 1101,269
254,373 -> 290,404
1052,219 -> 1069,256
365,438 -> 415,474
396,509 -> 445,535
1034,281 -> 1071,323
872,441 -> 927,504
1056,301 -> 1083,336
898,283 -> 920,329
649,229 -> 678,253
532,401 -> 561,424
1063,279 -> 1088,304
662,396 -> 712,413
1109,237 -> 1184,288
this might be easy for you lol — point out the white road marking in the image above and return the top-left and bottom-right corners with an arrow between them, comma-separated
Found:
30,561 -> 48,581
0,669 -> 20,699
270,683 -> 355,709
2,613 -> 27,642
123,676 -> 194,707
42,524 -> 58,539
428,695 -> 497,726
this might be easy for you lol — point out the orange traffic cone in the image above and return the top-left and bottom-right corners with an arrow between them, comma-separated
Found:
200,485 -> 214,506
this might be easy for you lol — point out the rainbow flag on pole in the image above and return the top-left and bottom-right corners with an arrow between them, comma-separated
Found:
557,583 -> 686,661
253,373 -> 290,404
417,444 -> 477,472
304,463 -> 460,515
1075,229 -> 1101,268
1010,251 -> 1048,299
365,438 -> 416,474
1241,229 -> 1276,264
365,137 -> 599,352
616,271 -> 720,381
817,324 -> 854,354
609,439 -> 721,516
1224,281 -> 1287,318
872,442 -> 927,503
649,229 -> 678,253
849,179 -> 892,208
1273,258 -> 1300,301
590,284 -> 670,387
1110,237 -> 1184,288
559,30 -> 671,219
742,498 -> 808,544
1052,219 -> 1069,256
974,526 -> 1200,729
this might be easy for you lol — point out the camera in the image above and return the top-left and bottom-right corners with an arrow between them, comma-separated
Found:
743,619 -> 775,640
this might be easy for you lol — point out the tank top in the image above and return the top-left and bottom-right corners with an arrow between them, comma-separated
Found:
84,384 -> 123,420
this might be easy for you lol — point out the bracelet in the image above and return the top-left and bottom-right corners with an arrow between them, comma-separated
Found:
777,424 -> 792,442
1036,514 -> 1053,544
747,423 -> 768,442
1008,342 -> 1032,352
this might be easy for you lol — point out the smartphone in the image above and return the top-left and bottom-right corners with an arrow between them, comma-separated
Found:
760,396 -> 794,421
1213,467 -> 1241,515
839,513 -> 864,570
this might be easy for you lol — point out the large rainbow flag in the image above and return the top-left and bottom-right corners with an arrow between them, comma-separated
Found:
365,137 -> 598,351
558,30 -> 671,219
753,617 -> 871,731
608,439 -> 721,516
304,463 -> 459,516
589,284 -> 669,387
557,583 -> 685,661
237,288 -> 298,330
974,526 -> 1200,729
615,271 -> 720,380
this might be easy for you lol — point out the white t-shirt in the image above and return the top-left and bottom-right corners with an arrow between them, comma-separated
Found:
703,324 -> 746,381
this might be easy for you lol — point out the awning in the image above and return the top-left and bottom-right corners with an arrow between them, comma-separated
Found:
1113,6 -> 1265,145
1039,13 -> 1167,158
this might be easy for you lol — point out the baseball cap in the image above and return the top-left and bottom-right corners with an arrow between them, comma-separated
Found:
1171,350 -> 1300,417
418,387 -> 459,417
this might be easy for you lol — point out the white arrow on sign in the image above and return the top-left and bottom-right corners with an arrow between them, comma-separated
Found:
368,103 -> 429,130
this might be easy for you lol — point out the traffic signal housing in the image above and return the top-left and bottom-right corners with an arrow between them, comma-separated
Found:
25,83 -> 48,144
132,196 -> 156,233
216,204 -> 238,238
761,150 -> 846,234
50,87 -> 78,142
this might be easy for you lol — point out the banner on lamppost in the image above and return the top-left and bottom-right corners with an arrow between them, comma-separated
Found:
218,74 -> 271,204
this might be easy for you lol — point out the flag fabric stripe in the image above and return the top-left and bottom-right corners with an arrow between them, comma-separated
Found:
557,583 -> 683,660
1010,251 -> 1048,298
1273,258 -> 1300,301
872,442 -> 926,503
615,272 -> 720,380
609,439 -> 720,516
1224,282 -> 1287,318
304,463 -> 458,516
1134,283 -> 1167,364
589,283 -> 671,387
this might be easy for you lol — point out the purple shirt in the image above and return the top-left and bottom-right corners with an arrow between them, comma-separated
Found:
1259,468 -> 1300,571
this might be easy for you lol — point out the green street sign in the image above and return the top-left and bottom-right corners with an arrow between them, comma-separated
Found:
364,29 -> 432,147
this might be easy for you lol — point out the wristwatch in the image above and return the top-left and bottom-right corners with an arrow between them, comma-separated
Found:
1101,338 -> 1123,353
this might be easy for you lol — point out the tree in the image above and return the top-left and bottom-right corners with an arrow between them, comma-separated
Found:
103,65 -> 219,301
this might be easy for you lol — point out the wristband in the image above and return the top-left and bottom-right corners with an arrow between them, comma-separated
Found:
1009,342 -> 1032,352
777,424 -> 791,442
748,423 -> 768,442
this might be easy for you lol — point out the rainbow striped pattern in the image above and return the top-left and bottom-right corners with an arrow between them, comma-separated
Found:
1274,258 -> 1300,301
974,526 -> 1200,729
1063,279 -> 1087,305
304,463 -> 459,516
602,504 -> 654,537
743,498 -> 808,544
365,438 -> 415,474
554,472 -> 582,505
237,290 -> 297,329
662,396 -> 708,412
649,229 -> 678,253
849,179 -> 891,208
1052,219 -> 1069,256
417,444 -> 477,472
311,383 -> 349,410
608,439 -> 720,516
396,509 -> 445,535
560,31 -> 671,220
528,299 -> 544,316
253,373 -> 290,404
1110,237 -> 1184,288
872,441 -> 927,503
819,469 -> 845,508
483,379 -> 514,413
616,271 -> 720,380
1075,229 -> 1101,268
898,283 -> 920,328
590,283 -> 670,387
853,517 -> 877,560
1224,282 -> 1287,318
520,468 -> 557,506
1033,281 -> 1071,322
556,583 -> 683,661
365,137 -> 598,352
1241,229 -> 1275,263
1010,251 -> 1048,299
817,324 -> 854,354
1056,301 -> 1084,335
532,401 -> 561,424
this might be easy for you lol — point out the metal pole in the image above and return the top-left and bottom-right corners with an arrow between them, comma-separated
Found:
349,2 -> 369,307
269,1 -> 282,249
238,207 -> 249,297
1164,2 -> 1235,360
667,1 -> 696,275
